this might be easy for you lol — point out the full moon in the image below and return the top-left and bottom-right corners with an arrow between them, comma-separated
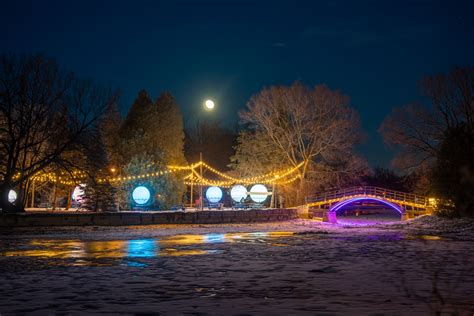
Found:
204,99 -> 215,110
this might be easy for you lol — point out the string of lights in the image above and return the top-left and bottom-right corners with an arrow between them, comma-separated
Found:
27,160 -> 305,187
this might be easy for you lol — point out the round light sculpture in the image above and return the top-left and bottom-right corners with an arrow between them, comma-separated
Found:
230,185 -> 247,203
204,99 -> 215,110
249,184 -> 268,203
206,186 -> 223,203
72,185 -> 85,202
132,186 -> 151,205
8,190 -> 17,203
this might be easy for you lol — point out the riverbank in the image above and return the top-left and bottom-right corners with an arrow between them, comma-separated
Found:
0,208 -> 305,228
2,214 -> 472,239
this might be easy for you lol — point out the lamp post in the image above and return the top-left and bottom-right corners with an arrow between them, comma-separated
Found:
200,152 -> 203,211
198,99 -> 215,211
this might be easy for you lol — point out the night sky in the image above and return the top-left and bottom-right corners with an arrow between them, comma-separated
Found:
2,0 -> 473,167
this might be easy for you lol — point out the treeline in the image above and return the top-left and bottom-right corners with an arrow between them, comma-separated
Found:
1,54 -> 472,216
380,66 -> 474,217
0,54 -> 240,212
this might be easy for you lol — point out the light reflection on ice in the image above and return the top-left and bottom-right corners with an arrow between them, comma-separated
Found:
127,239 -> 156,258
0,231 -> 295,262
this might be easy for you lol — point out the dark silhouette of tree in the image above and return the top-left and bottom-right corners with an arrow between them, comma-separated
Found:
100,102 -> 122,170
431,124 -> 474,217
362,167 -> 408,192
0,54 -> 118,212
381,66 -> 474,216
185,120 -> 237,171
118,90 -> 155,163
154,92 -> 187,165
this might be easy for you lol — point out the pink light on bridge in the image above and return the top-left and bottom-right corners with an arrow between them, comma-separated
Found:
330,197 -> 403,214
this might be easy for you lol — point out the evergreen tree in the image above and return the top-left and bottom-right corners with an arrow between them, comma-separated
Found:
100,102 -> 122,168
154,92 -> 187,165
82,180 -> 117,212
116,155 -> 180,210
153,92 -> 187,206
117,90 -> 187,209
81,127 -> 117,212
119,90 -> 156,162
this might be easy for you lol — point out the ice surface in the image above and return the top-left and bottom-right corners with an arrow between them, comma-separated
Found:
0,216 -> 473,315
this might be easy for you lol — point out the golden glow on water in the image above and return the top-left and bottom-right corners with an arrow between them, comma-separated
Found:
3,240 -> 86,258
415,235 -> 443,241
86,241 -> 129,258
159,234 -> 205,246
161,249 -> 210,256
1,231 -> 295,260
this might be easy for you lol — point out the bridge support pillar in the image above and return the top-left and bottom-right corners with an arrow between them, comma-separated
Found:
297,205 -> 309,219
323,211 -> 337,224
401,207 -> 409,221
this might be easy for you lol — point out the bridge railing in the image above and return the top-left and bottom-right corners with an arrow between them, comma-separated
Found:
305,186 -> 429,206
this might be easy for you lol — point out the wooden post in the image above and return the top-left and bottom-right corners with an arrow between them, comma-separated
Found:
66,186 -> 73,210
270,181 -> 276,208
52,182 -> 57,210
190,175 -> 194,208
199,152 -> 203,211
30,180 -> 35,208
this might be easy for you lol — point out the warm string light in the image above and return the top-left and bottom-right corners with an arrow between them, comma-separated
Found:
29,160 -> 305,187
187,163 -> 303,186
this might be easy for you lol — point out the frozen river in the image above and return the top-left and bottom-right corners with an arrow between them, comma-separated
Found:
0,217 -> 473,315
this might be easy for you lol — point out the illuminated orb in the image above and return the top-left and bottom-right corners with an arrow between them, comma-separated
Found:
204,99 -> 215,110
72,185 -> 85,202
132,186 -> 151,205
206,186 -> 223,203
8,190 -> 17,203
230,185 -> 247,202
249,184 -> 268,203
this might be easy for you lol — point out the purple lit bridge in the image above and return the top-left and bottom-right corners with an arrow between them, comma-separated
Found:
305,186 -> 435,223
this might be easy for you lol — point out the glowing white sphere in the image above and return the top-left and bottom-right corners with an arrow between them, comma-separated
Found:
230,185 -> 247,202
132,186 -> 151,205
72,185 -> 85,202
204,99 -> 215,110
206,186 -> 223,203
8,190 -> 17,203
249,184 -> 268,203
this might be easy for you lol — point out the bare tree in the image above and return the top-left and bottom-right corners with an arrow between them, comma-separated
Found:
0,54 -> 118,212
380,67 -> 474,216
380,66 -> 474,171
237,82 -> 365,203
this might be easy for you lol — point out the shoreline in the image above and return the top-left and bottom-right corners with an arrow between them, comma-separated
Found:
2,216 -> 473,241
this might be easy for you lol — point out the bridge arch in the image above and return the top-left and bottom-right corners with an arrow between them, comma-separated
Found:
325,196 -> 405,224
305,186 -> 431,223
330,196 -> 404,214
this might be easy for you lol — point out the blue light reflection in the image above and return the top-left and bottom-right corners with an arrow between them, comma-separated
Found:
203,234 -> 226,243
127,239 -> 157,258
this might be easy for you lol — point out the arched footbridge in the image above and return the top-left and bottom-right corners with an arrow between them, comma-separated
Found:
305,186 -> 435,223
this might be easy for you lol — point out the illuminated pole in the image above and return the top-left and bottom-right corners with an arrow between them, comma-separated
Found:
272,181 -> 276,208
190,169 -> 194,208
200,152 -> 203,211
200,99 -> 214,211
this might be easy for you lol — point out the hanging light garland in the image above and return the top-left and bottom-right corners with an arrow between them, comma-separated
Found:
28,160 -> 305,187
